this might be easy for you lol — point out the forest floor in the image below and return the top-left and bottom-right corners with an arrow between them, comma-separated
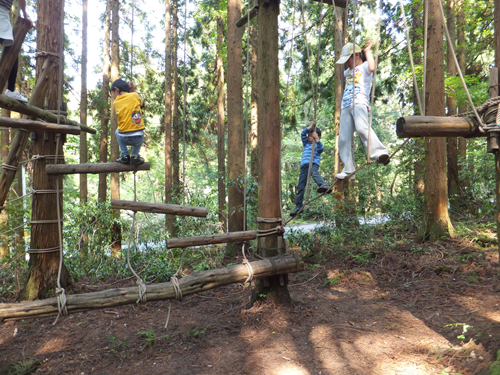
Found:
1,223 -> 500,375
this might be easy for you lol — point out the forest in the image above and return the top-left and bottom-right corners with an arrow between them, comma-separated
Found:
0,0 -> 500,374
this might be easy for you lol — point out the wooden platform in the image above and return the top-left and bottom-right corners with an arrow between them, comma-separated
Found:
111,199 -> 208,217
46,162 -> 151,175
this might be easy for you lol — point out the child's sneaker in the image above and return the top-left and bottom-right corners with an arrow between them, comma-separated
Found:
290,206 -> 302,217
115,155 -> 130,164
317,184 -> 331,194
377,154 -> 390,165
335,172 -> 355,180
5,89 -> 28,103
130,155 -> 144,165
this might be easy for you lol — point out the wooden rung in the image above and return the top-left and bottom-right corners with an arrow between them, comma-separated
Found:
311,0 -> 347,7
167,230 -> 257,249
111,199 -> 208,218
0,117 -> 80,134
46,162 -> 150,175
0,254 -> 304,321
396,116 -> 483,138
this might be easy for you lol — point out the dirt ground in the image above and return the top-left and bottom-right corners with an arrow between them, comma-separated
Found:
1,235 -> 500,375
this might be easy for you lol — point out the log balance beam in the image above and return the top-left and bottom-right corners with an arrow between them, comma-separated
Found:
167,230 -> 257,249
396,116 -> 484,138
0,94 -> 95,134
0,254 -> 304,321
0,117 -> 81,135
46,162 -> 151,175
111,199 -> 208,218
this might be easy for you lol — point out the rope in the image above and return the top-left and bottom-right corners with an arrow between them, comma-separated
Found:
1,164 -> 18,171
170,249 -> 186,300
28,246 -> 60,254
436,0 -> 484,129
241,243 -> 254,285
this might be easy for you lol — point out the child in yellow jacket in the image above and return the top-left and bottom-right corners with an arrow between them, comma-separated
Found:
111,79 -> 145,165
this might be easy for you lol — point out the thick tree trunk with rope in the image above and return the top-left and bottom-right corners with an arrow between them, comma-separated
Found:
445,0 -> 459,205
495,0 -> 500,71
254,0 -> 291,306
20,0 -> 71,301
420,0 -> 454,241
216,1 -> 227,232
226,0 -> 245,256
99,0 -> 111,202
164,0 -> 175,236
110,0 -> 121,256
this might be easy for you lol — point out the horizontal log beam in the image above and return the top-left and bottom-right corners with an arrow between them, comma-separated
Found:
396,116 -> 484,138
311,0 -> 347,7
0,94 -> 96,134
46,162 -> 150,175
167,230 -> 257,249
0,117 -> 81,135
236,7 -> 258,28
111,199 -> 208,217
0,254 -> 304,321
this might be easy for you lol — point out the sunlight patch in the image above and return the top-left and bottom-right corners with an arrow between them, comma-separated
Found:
276,366 -> 310,375
35,337 -> 68,355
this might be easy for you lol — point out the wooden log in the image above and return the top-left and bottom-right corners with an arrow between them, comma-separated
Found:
0,94 -> 95,134
167,230 -> 257,249
0,254 -> 304,321
396,116 -> 484,138
46,162 -> 151,175
0,117 -> 81,134
311,0 -> 347,7
0,17 -> 31,93
111,199 -> 208,217
236,7 -> 258,28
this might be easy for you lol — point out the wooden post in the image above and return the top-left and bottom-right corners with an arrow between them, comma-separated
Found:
167,230 -> 257,249
46,162 -> 150,175
0,17 -> 31,93
489,68 -> 500,260
0,94 -> 95,134
111,199 -> 208,217
396,116 -> 483,138
0,117 -> 81,134
0,254 -> 304,321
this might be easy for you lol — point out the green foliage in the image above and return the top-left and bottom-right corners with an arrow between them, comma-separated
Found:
137,328 -> 170,350
0,359 -> 40,375
189,324 -> 211,337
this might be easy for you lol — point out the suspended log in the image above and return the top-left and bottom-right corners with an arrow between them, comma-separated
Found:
0,17 -> 31,93
0,117 -> 81,134
0,254 -> 304,321
236,7 -> 258,28
167,230 -> 257,249
311,0 -> 347,7
46,162 -> 151,175
111,199 -> 208,218
396,116 -> 484,138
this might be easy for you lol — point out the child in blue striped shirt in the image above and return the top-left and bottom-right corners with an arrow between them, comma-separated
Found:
290,121 -> 331,217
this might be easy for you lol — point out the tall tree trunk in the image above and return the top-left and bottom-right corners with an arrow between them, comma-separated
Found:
172,0 -> 180,224
496,0 -> 500,70
164,0 -> 175,236
0,113 -> 9,259
216,1 -> 227,232
80,0 -> 88,203
250,23 -> 258,182
226,0 -> 245,256
445,0 -> 459,205
13,125 -> 24,249
411,0 -> 424,195
456,0 -> 468,191
254,0 -> 290,305
21,0 -> 71,300
421,0 -> 454,241
110,0 -> 121,255
99,0 -> 111,202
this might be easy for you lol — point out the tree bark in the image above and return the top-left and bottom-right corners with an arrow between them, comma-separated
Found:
164,0 -> 175,236
250,23 -> 258,182
0,112 -> 9,259
99,0 -> 111,202
20,0 -> 71,301
79,0 -> 88,204
421,0 -> 454,241
254,0 -> 290,305
172,0 -> 180,220
217,1 -> 227,232
226,0 -> 245,256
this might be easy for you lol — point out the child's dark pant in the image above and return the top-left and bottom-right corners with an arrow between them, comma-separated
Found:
295,163 -> 326,208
